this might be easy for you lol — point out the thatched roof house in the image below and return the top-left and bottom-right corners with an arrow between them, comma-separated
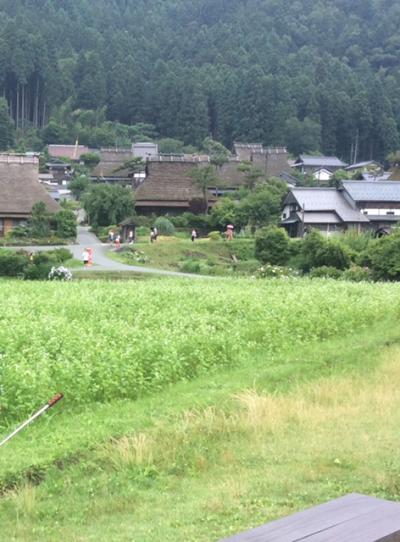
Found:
135,161 -> 217,214
48,144 -> 89,161
0,155 -> 60,236
91,149 -> 133,180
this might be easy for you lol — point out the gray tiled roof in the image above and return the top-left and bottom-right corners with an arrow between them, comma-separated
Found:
343,181 -> 400,202
290,188 -> 368,223
345,160 -> 382,170
297,155 -> 348,168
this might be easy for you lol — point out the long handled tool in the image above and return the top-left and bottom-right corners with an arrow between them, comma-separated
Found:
0,393 -> 63,448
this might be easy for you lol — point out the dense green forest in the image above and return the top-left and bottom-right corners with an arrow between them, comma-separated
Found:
1,0 -> 400,160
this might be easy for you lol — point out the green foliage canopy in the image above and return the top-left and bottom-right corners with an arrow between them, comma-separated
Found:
83,184 -> 135,227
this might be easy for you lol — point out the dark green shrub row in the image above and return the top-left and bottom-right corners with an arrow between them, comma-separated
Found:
255,227 -> 400,282
0,248 -> 72,280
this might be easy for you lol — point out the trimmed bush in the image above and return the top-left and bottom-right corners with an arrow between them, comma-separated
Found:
255,226 -> 290,265
154,217 -> 175,236
364,232 -> 400,281
309,266 -> 343,279
180,259 -> 201,273
50,248 -> 73,263
208,231 -> 221,241
301,229 -> 351,271
23,262 -> 53,280
0,250 -> 29,276
341,266 -> 372,282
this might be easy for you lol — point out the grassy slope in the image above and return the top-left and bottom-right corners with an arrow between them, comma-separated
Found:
1,320 -> 400,541
110,237 -> 258,275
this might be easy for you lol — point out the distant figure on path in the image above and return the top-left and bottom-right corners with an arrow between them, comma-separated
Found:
226,224 -> 234,241
87,248 -> 94,266
82,248 -> 89,269
114,235 -> 121,249
150,227 -> 155,243
191,229 -> 197,242
128,229 -> 134,245
108,229 -> 114,243
154,226 -> 158,241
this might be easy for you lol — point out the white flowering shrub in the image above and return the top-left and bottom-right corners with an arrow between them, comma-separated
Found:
256,264 -> 300,279
48,266 -> 73,281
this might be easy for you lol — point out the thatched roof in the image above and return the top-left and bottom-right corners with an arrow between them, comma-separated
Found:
218,162 -> 247,188
135,161 -> 217,208
92,149 -> 133,178
0,156 -> 60,217
48,144 -> 89,160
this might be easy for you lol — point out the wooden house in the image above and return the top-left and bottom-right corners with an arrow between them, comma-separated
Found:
342,180 -> 400,234
0,155 -> 60,237
281,187 -> 368,237
293,155 -> 348,177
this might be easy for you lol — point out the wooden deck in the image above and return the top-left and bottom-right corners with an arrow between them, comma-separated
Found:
220,493 -> 400,541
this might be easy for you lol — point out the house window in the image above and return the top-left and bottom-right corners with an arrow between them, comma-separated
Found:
363,210 -> 368,215
387,211 -> 395,215
282,213 -> 287,219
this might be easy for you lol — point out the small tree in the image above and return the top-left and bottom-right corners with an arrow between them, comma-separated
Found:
240,179 -> 288,228
69,175 -> 91,200
190,165 -> 218,213
237,161 -> 264,189
83,184 -> 135,227
80,152 -> 100,169
209,197 -> 239,229
255,226 -> 290,265
55,209 -> 77,238
30,202 -> 50,238
113,157 -> 144,175
202,137 -> 230,169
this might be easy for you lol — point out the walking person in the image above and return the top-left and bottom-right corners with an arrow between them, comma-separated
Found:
114,234 -> 121,249
153,226 -> 158,241
82,248 -> 89,269
108,229 -> 114,243
128,229 -> 134,245
191,229 -> 197,242
87,247 -> 94,267
226,224 -> 234,241
150,227 -> 155,243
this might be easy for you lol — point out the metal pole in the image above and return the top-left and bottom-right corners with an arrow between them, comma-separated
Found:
0,393 -> 63,448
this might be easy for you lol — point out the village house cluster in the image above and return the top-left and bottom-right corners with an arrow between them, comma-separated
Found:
2,140 -> 400,239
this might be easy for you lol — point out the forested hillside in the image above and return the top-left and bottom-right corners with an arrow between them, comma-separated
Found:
2,0 -> 400,160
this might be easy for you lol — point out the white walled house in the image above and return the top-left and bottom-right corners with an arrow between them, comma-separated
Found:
313,168 -> 334,183
281,181 -> 400,237
341,181 -> 400,233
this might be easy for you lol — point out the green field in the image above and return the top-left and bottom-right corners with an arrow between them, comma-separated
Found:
1,277 -> 400,540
